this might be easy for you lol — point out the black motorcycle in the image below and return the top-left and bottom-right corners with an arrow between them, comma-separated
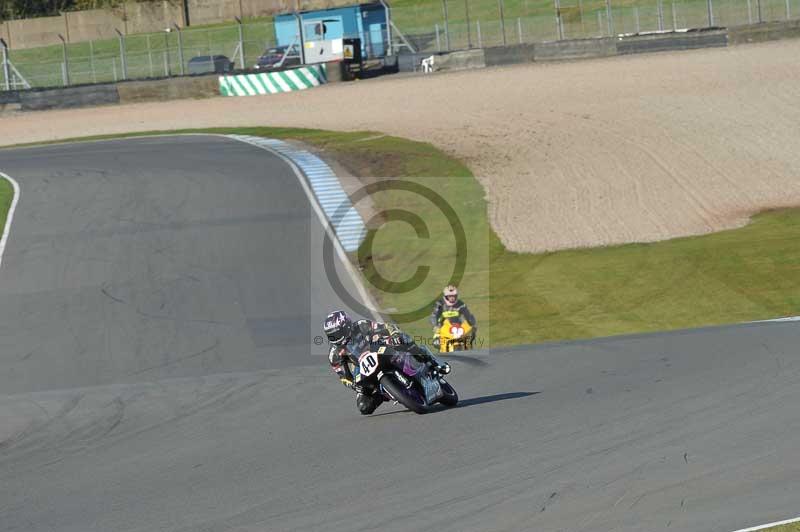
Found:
355,345 -> 458,414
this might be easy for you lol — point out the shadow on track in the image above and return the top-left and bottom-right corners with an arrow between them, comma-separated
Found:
369,391 -> 539,417
456,391 -> 539,408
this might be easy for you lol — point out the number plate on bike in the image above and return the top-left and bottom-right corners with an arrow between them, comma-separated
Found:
358,352 -> 379,377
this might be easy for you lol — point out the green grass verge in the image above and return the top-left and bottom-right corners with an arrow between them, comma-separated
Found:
754,522 -> 800,532
5,127 -> 800,348
0,177 -> 12,234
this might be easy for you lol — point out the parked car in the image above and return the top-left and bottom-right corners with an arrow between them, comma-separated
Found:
254,45 -> 301,70
187,55 -> 235,75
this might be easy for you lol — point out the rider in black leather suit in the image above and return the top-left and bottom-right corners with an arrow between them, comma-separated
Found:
324,310 -> 449,415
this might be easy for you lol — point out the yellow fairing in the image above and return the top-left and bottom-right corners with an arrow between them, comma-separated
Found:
438,316 -> 473,353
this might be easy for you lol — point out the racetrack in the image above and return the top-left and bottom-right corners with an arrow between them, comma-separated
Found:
1,136 -> 799,532
3,40 -> 800,253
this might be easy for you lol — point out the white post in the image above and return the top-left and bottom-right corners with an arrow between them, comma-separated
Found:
517,17 -> 523,43
89,40 -> 96,83
747,0 -> 752,23
555,0 -> 564,39
435,23 -> 441,51
657,0 -> 665,30
597,11 -> 603,35
163,50 -> 169,76
112,57 -> 118,81
672,1 -> 678,30
1,40 -> 10,91
634,6 -> 640,33
477,20 -> 482,48
147,34 -> 154,77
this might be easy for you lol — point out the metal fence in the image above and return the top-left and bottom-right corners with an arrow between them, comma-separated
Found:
2,0 -> 800,90
393,0 -> 799,53
1,20 -> 276,90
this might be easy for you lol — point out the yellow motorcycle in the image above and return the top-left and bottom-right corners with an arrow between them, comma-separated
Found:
436,310 -> 474,353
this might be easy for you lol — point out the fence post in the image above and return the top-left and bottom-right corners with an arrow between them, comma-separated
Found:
707,0 -> 715,26
58,34 -> 70,86
555,0 -> 565,40
89,40 -> 97,83
442,0 -> 451,51
657,0 -> 665,30
757,0 -> 763,22
477,20 -> 482,47
606,0 -> 614,36
746,0 -> 752,23
634,6 -> 640,32
164,29 -> 172,76
235,17 -> 245,69
671,1 -> 677,30
112,57 -> 118,82
436,24 -> 441,51
465,0 -> 472,48
174,23 -> 185,75
517,17 -> 523,43
786,0 -> 791,19
147,34 -> 154,77
115,29 -> 127,80
1,39 -> 10,91
597,11 -> 603,35
499,0 -> 507,46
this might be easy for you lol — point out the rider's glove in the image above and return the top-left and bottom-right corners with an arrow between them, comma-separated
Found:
340,378 -> 355,390
432,335 -> 441,349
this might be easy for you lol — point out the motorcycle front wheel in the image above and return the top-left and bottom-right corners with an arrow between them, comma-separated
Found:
438,380 -> 459,407
379,374 -> 430,414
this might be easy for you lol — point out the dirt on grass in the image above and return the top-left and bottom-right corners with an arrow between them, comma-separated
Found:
2,39 -> 800,253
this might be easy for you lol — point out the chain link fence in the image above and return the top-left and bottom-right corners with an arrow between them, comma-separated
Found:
1,20 -> 276,89
393,0 -> 799,54
2,0 -> 800,90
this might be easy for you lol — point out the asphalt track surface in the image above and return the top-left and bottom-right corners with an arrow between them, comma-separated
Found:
1,136 -> 799,532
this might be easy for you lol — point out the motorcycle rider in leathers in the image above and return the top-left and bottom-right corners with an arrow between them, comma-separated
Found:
324,310 -> 450,415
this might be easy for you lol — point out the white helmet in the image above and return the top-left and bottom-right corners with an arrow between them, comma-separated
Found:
443,285 -> 458,306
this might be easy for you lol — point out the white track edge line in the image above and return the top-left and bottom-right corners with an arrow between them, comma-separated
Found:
224,135 -> 382,322
0,171 -> 20,269
732,516 -> 800,532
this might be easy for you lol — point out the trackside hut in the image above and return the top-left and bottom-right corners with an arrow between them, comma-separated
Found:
274,3 -> 390,61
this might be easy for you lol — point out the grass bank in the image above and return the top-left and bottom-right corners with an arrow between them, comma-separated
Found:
753,520 -> 800,532
0,176 -> 12,233
6,127 -> 800,348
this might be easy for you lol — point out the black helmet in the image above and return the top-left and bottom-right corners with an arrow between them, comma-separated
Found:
323,310 -> 352,346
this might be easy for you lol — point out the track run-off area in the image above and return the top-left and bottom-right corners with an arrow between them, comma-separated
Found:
0,136 -> 798,531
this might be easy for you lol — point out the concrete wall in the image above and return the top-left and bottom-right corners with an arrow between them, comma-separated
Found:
122,1 -> 184,34
117,74 -> 219,103
18,83 -> 120,110
3,14 -> 66,48
728,19 -> 800,44
484,44 -> 536,66
533,37 -> 616,61
616,29 -> 728,55
1,2 -> 185,48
